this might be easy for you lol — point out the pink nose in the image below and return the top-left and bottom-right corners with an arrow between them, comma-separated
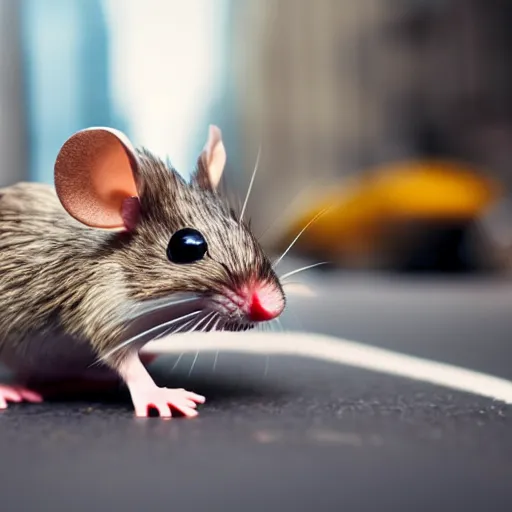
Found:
247,285 -> 285,322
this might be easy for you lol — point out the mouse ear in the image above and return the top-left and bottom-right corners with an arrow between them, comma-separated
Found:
192,125 -> 226,190
54,127 -> 140,230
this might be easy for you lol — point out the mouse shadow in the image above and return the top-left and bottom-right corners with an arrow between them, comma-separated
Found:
31,364 -> 291,413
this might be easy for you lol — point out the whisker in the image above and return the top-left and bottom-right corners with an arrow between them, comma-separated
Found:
176,317 -> 211,377
275,318 -> 287,334
256,323 -> 271,378
172,317 -> 199,335
263,354 -> 270,378
187,312 -> 218,377
131,295 -> 200,319
240,145 -> 261,222
273,319 -> 281,332
187,314 -> 209,334
212,350 -> 220,373
201,312 -> 217,333
188,351 -> 200,377
211,317 -> 222,332
273,206 -> 332,268
153,316 -> 197,342
211,317 -> 226,372
280,261 -> 329,281
170,352 -> 184,372
190,311 -> 215,335
170,313 -> 215,374
98,310 -> 201,362
184,311 -> 213,335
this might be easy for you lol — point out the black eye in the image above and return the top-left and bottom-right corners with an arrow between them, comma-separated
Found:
167,228 -> 208,264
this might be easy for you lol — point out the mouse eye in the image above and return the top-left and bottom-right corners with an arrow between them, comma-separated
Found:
167,228 -> 208,264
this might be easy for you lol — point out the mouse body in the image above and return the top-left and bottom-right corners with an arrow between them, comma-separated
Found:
0,126 -> 286,417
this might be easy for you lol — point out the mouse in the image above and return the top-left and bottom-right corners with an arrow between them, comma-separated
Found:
0,125 -> 286,418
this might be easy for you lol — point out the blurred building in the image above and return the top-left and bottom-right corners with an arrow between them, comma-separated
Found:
225,0 -> 512,246
0,0 -> 26,187
21,0 -> 127,183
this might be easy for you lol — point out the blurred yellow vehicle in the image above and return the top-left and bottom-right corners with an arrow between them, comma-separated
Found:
277,160 -> 502,272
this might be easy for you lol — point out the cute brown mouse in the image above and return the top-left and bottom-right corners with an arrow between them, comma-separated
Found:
0,125 -> 286,417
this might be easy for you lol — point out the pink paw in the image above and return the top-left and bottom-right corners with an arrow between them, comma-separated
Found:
0,384 -> 43,409
131,387 -> 205,418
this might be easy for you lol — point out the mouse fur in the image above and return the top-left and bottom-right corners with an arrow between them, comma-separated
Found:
0,149 -> 284,379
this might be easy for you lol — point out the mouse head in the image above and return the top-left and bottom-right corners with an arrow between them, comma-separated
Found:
54,126 -> 285,329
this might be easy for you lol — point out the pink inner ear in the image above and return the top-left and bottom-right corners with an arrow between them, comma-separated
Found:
121,197 -> 141,231
202,125 -> 226,189
55,128 -> 139,229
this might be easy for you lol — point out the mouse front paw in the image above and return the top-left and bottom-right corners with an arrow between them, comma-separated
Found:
0,384 -> 43,409
130,386 -> 206,418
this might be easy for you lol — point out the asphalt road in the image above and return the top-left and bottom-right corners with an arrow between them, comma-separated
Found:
1,266 -> 512,512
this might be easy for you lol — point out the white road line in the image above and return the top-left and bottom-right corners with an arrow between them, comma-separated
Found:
142,331 -> 512,404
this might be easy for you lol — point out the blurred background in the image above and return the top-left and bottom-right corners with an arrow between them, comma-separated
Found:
3,0 -> 512,274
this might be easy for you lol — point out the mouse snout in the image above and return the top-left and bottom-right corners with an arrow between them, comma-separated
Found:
245,281 -> 285,322
213,280 -> 285,325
